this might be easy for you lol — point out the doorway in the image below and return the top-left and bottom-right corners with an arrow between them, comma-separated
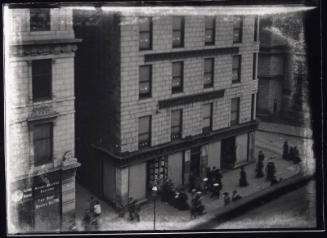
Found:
190,147 -> 201,177
221,136 -> 236,169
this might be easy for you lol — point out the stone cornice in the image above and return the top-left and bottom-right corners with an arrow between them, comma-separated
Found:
10,38 -> 82,57
93,120 -> 258,168
143,46 -> 239,62
158,89 -> 225,109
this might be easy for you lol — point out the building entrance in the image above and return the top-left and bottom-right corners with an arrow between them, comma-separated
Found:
221,136 -> 236,169
190,147 -> 201,177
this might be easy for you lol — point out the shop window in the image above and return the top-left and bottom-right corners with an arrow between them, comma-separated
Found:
202,103 -> 213,133
32,59 -> 52,101
231,97 -> 240,126
204,58 -> 214,88
232,55 -> 241,83
172,62 -> 183,93
205,16 -> 215,45
147,157 -> 168,190
139,65 -> 152,99
139,17 -> 152,50
30,8 -> 50,32
171,109 -> 182,140
139,116 -> 151,148
233,16 -> 243,43
172,16 -> 184,48
33,122 -> 53,166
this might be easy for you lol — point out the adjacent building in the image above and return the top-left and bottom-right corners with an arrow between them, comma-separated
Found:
257,16 -> 309,125
74,10 -> 259,206
5,6 -> 81,232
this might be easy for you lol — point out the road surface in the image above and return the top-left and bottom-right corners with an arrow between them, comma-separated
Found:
213,179 -> 316,229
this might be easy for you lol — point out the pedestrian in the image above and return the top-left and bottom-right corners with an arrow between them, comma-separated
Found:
289,147 -> 295,162
176,188 -> 190,211
282,141 -> 289,160
210,182 -> 221,199
89,196 -> 96,215
255,152 -> 264,178
223,192 -> 231,206
127,197 -> 136,221
258,150 -> 265,161
232,190 -> 242,201
188,173 -> 196,192
94,200 -> 101,215
266,160 -> 276,182
161,179 -> 169,202
293,146 -> 301,164
211,167 -> 217,181
239,167 -> 249,187
206,167 -> 212,184
202,177 -> 209,194
192,192 -> 206,216
93,200 -> 102,218
82,209 -> 91,230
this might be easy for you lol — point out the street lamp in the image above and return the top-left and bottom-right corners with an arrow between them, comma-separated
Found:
152,185 -> 158,230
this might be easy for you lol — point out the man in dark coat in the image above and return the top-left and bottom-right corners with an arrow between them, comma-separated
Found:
176,189 -> 189,211
282,141 -> 289,160
239,167 -> 249,187
210,182 -> 221,199
266,160 -> 276,182
256,152 -> 265,178
293,146 -> 301,164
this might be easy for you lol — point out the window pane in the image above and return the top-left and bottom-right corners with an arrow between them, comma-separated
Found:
204,59 -> 213,72
204,74 -> 213,85
173,31 -> 182,46
35,139 -> 51,161
233,16 -> 242,28
173,17 -> 182,30
172,62 -> 182,77
140,32 -> 151,49
233,55 -> 240,68
139,66 -> 150,82
34,124 -> 51,140
30,8 -> 50,31
202,118 -> 210,128
172,77 -> 181,87
232,69 -> 239,81
205,17 -> 214,29
171,110 -> 181,127
139,17 -> 151,31
202,104 -> 211,118
139,133 -> 149,142
231,98 -> 238,111
139,116 -> 150,134
139,82 -> 150,94
32,59 -> 52,100
205,30 -> 214,43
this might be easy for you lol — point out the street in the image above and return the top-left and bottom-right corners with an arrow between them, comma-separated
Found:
213,179 -> 316,229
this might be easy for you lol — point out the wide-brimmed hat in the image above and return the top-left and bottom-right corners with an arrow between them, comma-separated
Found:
213,183 -> 219,187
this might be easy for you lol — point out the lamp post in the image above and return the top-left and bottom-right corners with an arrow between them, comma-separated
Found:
152,185 -> 158,230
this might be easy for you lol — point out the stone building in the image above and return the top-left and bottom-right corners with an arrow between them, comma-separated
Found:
74,10 -> 259,206
5,6 -> 81,232
257,15 -> 309,125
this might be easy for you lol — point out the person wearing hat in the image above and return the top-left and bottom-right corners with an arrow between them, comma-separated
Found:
256,152 -> 265,178
282,141 -> 289,160
176,188 -> 189,211
210,182 -> 221,199
202,177 -> 209,194
232,190 -> 242,201
223,192 -> 231,206
239,166 -> 249,187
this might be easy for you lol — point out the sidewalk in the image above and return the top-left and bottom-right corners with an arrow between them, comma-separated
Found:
74,156 -> 306,231
258,121 -> 313,139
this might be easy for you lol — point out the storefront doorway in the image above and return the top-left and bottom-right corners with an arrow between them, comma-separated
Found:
190,147 -> 201,177
221,136 -> 236,169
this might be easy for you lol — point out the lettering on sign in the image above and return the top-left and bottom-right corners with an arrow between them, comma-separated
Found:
35,195 -> 60,210
30,105 -> 55,119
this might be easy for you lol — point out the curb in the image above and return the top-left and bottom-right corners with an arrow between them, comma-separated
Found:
191,173 -> 314,230
257,128 -> 313,140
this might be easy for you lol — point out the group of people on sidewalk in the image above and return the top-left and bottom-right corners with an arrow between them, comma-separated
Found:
83,196 -> 102,230
283,141 -> 302,164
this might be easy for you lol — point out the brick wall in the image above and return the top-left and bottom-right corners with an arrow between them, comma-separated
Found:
118,15 -> 259,153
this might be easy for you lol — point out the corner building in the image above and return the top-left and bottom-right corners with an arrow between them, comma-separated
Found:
5,6 -> 81,232
74,11 -> 259,206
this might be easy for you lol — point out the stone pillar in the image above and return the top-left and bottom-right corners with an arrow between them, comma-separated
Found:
61,163 -> 80,231
115,167 -> 129,206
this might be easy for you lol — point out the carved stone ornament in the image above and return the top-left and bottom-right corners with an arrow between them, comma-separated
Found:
12,190 -> 24,203
11,44 -> 78,57
63,151 -> 77,166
